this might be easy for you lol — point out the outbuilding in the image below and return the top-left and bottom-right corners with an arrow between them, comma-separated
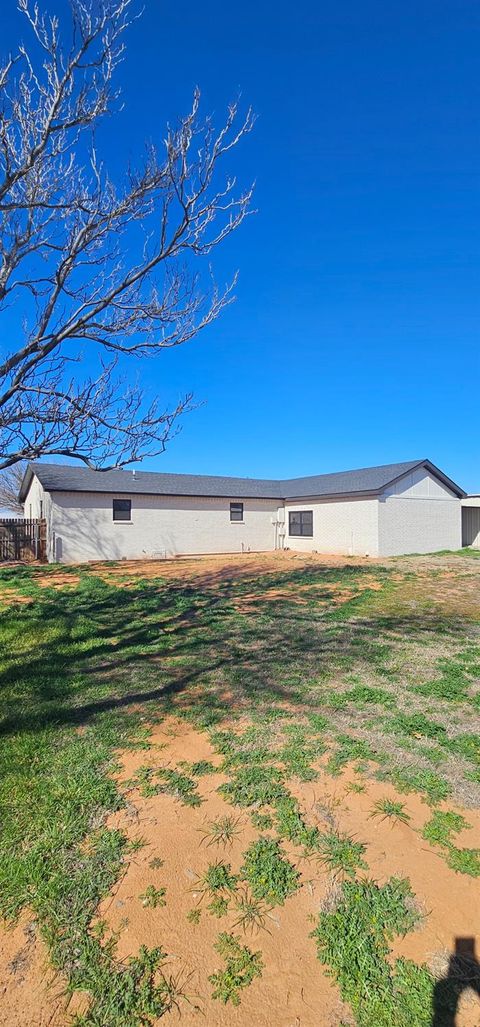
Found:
19,458 -> 466,563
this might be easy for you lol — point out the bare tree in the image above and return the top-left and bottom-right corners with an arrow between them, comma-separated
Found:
0,0 -> 254,470
0,461 -> 26,511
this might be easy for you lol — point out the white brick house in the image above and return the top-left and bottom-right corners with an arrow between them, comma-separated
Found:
19,459 -> 465,563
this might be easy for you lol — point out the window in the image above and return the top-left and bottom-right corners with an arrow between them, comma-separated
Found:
113,498 -> 131,522
39,500 -> 43,519
230,502 -> 244,522
288,510 -> 313,537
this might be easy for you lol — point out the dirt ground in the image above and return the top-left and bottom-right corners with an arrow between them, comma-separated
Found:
3,716 -> 480,1027
1,550 -> 479,1026
104,721 -> 480,1027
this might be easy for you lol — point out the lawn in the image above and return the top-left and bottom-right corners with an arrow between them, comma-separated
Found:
1,551 -> 479,1027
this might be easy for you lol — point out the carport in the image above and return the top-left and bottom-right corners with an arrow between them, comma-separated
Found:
462,497 -> 480,548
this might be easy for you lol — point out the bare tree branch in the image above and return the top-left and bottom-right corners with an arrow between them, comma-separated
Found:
0,461 -> 26,511
0,0 -> 255,469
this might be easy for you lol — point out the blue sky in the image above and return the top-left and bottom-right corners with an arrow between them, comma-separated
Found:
3,0 -> 479,490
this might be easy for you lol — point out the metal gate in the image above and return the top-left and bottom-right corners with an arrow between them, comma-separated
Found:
0,518 -> 47,561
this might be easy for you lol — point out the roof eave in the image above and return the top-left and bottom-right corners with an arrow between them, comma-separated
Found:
285,488 -> 380,502
422,460 -> 467,498
18,463 -> 36,503
42,484 -> 284,501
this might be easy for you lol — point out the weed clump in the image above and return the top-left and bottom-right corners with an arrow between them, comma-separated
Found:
241,837 -> 299,905
219,765 -> 286,808
422,811 -> 480,877
209,932 -> 263,1006
156,767 -> 202,807
312,877 -> 433,1027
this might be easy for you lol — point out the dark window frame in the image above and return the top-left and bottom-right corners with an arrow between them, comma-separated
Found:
230,502 -> 244,522
288,510 -> 313,537
113,498 -> 132,522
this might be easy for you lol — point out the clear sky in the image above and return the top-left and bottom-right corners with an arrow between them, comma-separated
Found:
2,0 -> 479,491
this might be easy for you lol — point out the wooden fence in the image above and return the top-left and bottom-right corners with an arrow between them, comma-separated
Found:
0,518 -> 47,562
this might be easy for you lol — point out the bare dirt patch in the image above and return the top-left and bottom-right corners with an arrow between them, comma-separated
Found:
96,549 -> 374,587
0,913 -> 67,1027
0,589 -> 32,606
98,719 -> 480,1026
34,572 -> 81,590
101,719 -> 350,1027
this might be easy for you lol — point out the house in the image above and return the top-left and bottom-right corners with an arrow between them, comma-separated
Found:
19,458 -> 466,563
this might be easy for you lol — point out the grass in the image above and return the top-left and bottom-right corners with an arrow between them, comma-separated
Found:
250,811 -> 273,830
316,831 -> 368,878
209,932 -> 263,1006
422,811 -> 480,877
156,767 -> 202,807
412,654 -> 477,702
312,877 -> 433,1027
327,735 -> 382,776
377,766 -> 452,806
73,943 -> 186,1026
149,856 -> 164,870
218,764 -> 287,808
0,555 -> 479,1024
240,836 -> 300,905
369,798 -> 411,825
232,888 -> 273,934
277,726 -> 325,780
198,861 -> 238,896
186,908 -> 201,925
274,794 -> 321,852
388,712 -> 448,742
328,684 -> 396,710
200,814 -> 242,847
180,759 -> 218,777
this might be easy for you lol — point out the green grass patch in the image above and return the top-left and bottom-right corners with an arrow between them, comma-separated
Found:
250,811 -> 274,830
316,831 -> 368,878
327,734 -> 382,775
422,811 -> 480,877
219,765 -> 287,808
209,933 -> 263,1005
200,815 -> 242,848
156,767 -> 202,807
312,877 -> 435,1027
377,766 -> 452,806
369,798 -> 411,825
274,794 -> 321,852
207,895 -> 230,917
241,837 -> 300,905
277,726 -> 325,781
199,860 -> 238,895
388,713 -> 448,742
179,759 -> 218,777
328,684 -> 396,711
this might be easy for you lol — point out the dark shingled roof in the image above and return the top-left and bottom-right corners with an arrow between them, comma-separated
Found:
19,458 -> 466,501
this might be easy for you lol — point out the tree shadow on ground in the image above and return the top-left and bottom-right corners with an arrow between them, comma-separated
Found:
432,938 -> 480,1026
0,561 -> 471,739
